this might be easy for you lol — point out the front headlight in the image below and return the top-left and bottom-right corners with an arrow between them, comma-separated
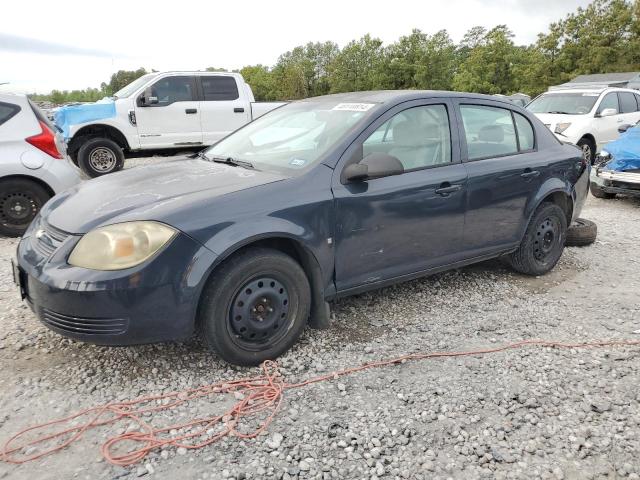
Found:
68,221 -> 177,270
555,122 -> 572,134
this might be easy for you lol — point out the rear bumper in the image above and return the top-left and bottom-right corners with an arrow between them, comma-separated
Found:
16,223 -> 217,345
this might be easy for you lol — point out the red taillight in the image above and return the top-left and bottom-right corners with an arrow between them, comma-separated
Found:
25,120 -> 62,159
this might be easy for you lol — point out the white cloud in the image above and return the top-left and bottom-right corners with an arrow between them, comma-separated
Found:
0,0 -> 591,93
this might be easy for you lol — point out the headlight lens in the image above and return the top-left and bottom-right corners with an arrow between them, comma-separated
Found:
555,122 -> 572,134
68,221 -> 177,270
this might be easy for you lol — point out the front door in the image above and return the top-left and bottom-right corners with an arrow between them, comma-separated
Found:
456,101 -> 544,254
332,100 -> 467,292
198,75 -> 251,145
593,92 -> 622,148
135,75 -> 202,149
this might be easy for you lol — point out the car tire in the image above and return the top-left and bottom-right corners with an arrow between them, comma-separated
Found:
566,218 -> 597,247
77,138 -> 124,178
0,178 -> 51,237
198,247 -> 311,366
577,137 -> 596,165
589,183 -> 615,199
508,202 -> 567,276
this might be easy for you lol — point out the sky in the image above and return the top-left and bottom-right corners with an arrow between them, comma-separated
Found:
1,0 -> 592,94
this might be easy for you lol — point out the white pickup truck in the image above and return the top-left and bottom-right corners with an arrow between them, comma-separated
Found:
55,72 -> 286,177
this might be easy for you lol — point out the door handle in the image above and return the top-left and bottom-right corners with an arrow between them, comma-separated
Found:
520,169 -> 540,178
185,108 -> 197,114
234,107 -> 245,113
435,183 -> 462,196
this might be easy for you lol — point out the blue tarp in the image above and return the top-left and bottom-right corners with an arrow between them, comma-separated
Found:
53,98 -> 116,140
604,125 -> 640,171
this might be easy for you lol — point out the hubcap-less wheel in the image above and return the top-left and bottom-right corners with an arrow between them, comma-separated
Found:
89,147 -> 117,172
229,277 -> 291,350
0,192 -> 37,227
580,143 -> 592,163
533,217 -> 560,261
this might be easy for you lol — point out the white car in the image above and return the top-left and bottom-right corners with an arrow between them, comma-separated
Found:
0,93 -> 83,236
56,71 -> 286,177
527,87 -> 640,163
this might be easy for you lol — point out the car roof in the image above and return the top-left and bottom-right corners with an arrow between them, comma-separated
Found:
296,90 -> 516,106
544,86 -> 639,94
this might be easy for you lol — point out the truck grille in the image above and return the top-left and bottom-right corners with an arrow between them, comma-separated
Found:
41,308 -> 129,335
31,221 -> 71,258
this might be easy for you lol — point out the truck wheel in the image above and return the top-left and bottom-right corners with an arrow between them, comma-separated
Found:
577,138 -> 596,165
589,183 -> 615,199
198,247 -> 311,366
508,202 -> 567,276
566,218 -> 597,247
0,178 -> 51,237
77,138 -> 124,178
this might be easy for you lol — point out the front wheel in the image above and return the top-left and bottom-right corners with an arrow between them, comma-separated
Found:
0,179 -> 51,237
577,138 -> 596,165
508,203 -> 567,276
198,248 -> 311,366
77,137 -> 125,178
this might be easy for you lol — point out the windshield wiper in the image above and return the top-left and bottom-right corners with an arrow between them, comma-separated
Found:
547,110 -> 572,115
201,153 -> 255,170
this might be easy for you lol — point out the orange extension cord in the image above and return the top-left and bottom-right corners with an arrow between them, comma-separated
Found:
2,338 -> 640,467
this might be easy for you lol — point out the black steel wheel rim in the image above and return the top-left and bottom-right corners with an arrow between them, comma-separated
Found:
533,216 -> 560,261
0,191 -> 37,227
228,276 -> 291,349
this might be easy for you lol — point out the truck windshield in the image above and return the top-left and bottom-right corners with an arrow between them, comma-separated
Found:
113,73 -> 159,99
527,92 -> 599,115
203,101 -> 374,173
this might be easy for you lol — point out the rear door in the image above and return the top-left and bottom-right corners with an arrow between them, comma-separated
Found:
197,75 -> 250,145
618,91 -> 640,129
332,99 -> 468,292
135,75 -> 202,148
455,100 -> 544,255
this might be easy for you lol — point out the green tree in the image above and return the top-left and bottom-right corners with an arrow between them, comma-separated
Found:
328,35 -> 385,93
239,65 -> 276,101
101,68 -> 149,95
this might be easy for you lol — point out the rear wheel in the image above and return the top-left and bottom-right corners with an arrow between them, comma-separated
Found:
77,137 -> 124,178
0,179 -> 51,237
508,203 -> 567,276
589,183 -> 615,199
577,137 -> 596,165
198,248 -> 311,366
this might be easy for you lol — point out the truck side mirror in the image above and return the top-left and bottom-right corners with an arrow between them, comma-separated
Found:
138,87 -> 158,107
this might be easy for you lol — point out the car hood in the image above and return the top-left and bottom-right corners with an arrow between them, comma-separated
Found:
532,112 -> 584,129
43,159 -> 286,234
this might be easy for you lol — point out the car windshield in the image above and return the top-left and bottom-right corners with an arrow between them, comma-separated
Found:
203,101 -> 374,173
113,73 -> 159,98
527,92 -> 599,115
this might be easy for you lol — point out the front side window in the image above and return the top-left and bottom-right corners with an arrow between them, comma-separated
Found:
363,105 -> 451,170
460,105 -> 519,160
149,76 -> 195,106
204,101 -> 371,173
201,76 -> 239,101
618,92 -> 638,113
597,93 -> 619,114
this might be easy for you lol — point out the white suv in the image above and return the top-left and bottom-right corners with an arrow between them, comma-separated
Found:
0,93 -> 83,236
527,87 -> 640,163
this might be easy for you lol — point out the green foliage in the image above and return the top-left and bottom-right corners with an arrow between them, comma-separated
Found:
30,1 -> 640,104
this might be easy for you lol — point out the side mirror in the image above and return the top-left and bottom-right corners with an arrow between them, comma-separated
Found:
138,87 -> 158,107
343,152 -> 404,183
597,108 -> 618,117
618,123 -> 632,134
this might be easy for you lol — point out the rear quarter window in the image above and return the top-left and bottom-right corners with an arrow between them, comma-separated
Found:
0,102 -> 21,127
514,113 -> 535,150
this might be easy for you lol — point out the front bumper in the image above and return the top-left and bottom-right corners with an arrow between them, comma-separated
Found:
16,219 -> 217,345
591,168 -> 640,196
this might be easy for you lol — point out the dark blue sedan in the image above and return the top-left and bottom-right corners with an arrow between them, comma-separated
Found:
15,91 -> 589,365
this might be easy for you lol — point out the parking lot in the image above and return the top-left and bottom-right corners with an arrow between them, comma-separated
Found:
0,154 -> 639,480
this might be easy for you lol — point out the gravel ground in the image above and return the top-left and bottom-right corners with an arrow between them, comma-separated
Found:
1,158 -> 640,480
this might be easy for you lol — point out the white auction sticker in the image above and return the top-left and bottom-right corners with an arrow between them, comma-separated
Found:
332,103 -> 376,112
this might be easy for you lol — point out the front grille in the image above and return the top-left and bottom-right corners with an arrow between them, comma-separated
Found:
41,308 -> 129,335
31,221 -> 71,258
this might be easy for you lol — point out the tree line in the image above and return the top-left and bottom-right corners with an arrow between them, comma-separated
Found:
31,0 -> 640,104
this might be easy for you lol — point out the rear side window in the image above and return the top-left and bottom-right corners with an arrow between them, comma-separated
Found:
460,105 -> 518,160
0,102 -> 20,127
201,76 -> 239,101
619,92 -> 638,113
514,112 -> 535,151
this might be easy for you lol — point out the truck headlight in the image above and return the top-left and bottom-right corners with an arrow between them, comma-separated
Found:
555,123 -> 572,134
68,221 -> 177,270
